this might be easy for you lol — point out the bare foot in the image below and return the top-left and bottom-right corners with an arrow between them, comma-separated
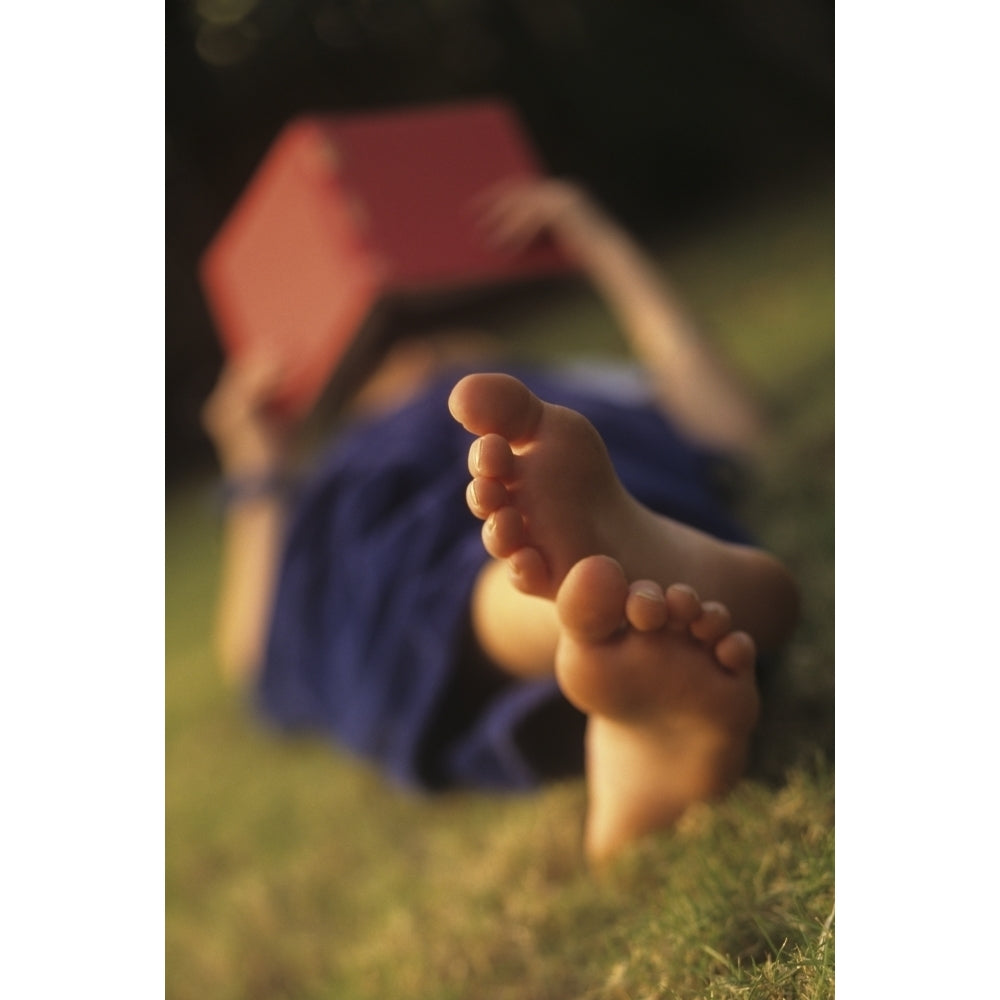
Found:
554,555 -> 760,864
449,372 -> 670,597
448,373 -> 798,648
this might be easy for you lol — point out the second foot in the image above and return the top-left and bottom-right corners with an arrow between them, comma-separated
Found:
552,555 -> 760,864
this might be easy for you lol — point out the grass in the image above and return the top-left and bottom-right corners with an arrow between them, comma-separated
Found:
166,176 -> 834,1000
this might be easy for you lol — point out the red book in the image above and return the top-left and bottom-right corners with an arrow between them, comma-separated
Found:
200,100 -> 573,417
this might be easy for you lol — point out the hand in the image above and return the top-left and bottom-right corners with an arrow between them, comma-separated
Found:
201,354 -> 295,476
473,178 -> 606,257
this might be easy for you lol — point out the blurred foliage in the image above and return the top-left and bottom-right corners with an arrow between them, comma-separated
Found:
167,0 -> 833,477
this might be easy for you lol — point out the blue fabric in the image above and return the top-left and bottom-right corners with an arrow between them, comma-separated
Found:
255,365 -> 752,790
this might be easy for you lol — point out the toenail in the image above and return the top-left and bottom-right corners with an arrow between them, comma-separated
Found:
631,582 -> 662,602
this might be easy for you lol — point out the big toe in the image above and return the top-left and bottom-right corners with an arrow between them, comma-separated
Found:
448,373 -> 544,444
556,555 -> 629,644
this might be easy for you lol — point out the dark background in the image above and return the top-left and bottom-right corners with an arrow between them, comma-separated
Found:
166,0 -> 833,479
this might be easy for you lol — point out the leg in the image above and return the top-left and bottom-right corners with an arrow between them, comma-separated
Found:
450,373 -> 799,652
470,559 -> 559,679
451,374 -> 797,862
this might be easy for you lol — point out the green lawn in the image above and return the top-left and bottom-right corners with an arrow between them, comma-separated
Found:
166,178 -> 834,1000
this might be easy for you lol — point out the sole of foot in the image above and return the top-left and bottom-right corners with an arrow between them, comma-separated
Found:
449,372 -> 661,599
553,555 -> 760,864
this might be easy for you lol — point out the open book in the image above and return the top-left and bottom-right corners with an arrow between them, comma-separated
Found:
200,100 -> 574,418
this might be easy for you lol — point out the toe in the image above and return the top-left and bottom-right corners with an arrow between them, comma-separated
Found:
469,434 -> 515,479
625,581 -> 668,631
466,477 -> 508,518
664,584 -> 702,630
556,555 -> 629,643
714,630 -> 756,675
690,602 -> 732,644
449,373 -> 544,444
482,505 -> 528,558
507,547 -> 552,594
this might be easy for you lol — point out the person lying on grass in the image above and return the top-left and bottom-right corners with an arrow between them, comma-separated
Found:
202,180 -> 800,865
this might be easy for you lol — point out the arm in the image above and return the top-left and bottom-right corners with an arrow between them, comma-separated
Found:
478,181 -> 765,455
201,358 -> 296,685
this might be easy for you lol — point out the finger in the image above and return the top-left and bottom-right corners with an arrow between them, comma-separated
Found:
235,351 -> 287,400
468,177 -> 536,213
